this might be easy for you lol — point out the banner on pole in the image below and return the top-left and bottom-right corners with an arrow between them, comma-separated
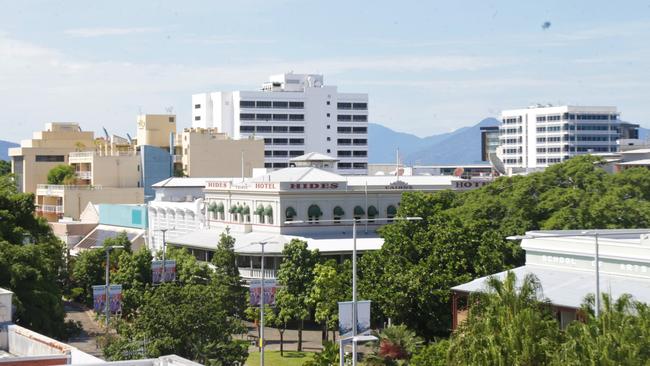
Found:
249,279 -> 277,306
92,285 -> 106,313
152,260 -> 177,284
108,285 -> 122,314
338,300 -> 371,338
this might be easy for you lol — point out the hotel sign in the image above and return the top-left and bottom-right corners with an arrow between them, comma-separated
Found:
527,251 -> 650,279
280,182 -> 347,191
453,179 -> 491,190
206,180 -> 279,191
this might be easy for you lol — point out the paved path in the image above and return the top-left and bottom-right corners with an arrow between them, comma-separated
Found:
64,301 -> 104,359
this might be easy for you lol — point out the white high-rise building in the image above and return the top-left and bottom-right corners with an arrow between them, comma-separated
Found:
497,105 -> 632,170
192,73 -> 369,174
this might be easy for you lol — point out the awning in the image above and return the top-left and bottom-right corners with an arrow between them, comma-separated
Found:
167,229 -> 384,255
452,265 -> 650,309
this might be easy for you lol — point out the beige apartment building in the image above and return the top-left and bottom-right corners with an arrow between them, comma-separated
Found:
9,122 -> 95,193
136,114 -> 176,149
179,128 -> 264,177
35,150 -> 143,221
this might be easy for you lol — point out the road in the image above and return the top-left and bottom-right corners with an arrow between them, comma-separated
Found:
64,301 -> 104,359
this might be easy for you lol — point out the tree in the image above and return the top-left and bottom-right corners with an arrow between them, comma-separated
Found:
104,283 -> 248,365
47,164 -> 76,185
410,340 -> 450,366
70,248 -> 106,306
211,232 -> 246,317
308,259 -> 351,341
0,160 -> 10,176
304,341 -> 341,366
276,239 -> 319,351
360,156 -> 650,338
165,246 -> 211,285
0,175 -> 67,338
112,246 -> 152,318
447,271 -> 561,365
366,324 -> 423,365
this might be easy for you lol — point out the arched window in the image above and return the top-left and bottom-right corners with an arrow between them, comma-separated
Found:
387,205 -> 397,222
308,204 -> 323,223
285,206 -> 297,222
216,202 -> 224,220
255,204 -> 265,223
353,206 -> 365,221
367,205 -> 378,223
333,206 -> 345,224
242,205 -> 251,222
264,205 -> 273,224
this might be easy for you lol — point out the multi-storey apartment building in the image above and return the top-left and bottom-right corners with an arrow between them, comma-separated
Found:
192,73 -> 369,174
497,105 -> 637,170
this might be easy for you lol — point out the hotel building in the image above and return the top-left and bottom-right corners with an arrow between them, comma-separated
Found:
192,73 -> 369,174
497,105 -> 638,170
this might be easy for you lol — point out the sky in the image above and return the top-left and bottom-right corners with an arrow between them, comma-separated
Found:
1,0 -> 650,142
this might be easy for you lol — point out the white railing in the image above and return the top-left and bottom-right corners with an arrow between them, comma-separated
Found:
68,151 -> 95,159
173,155 -> 183,163
37,184 -> 102,191
238,268 -> 277,279
76,171 -> 92,180
39,205 -> 63,213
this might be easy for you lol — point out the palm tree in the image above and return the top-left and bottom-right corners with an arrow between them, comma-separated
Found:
366,324 -> 423,365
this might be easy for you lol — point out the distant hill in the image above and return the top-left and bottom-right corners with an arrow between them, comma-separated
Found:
369,118 -> 499,165
0,140 -> 18,161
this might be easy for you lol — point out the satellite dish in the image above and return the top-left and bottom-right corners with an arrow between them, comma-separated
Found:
453,167 -> 465,177
489,152 -> 507,175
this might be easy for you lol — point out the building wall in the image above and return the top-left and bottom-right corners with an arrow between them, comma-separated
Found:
88,154 -> 141,188
181,128 -> 264,177
136,114 -> 176,149
141,145 -> 172,201
191,73 -> 368,174
97,204 -> 147,229
35,187 -> 144,221
9,123 -> 95,193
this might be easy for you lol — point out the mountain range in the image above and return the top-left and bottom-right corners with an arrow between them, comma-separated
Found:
369,120 -> 650,165
1,140 -> 18,161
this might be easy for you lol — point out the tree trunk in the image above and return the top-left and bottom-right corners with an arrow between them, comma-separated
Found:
323,322 -> 328,341
298,319 -> 303,351
279,328 -> 285,356
332,329 -> 336,342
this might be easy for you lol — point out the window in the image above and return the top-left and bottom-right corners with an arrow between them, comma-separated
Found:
353,205 -> 365,220
337,115 -> 352,122
289,138 -> 304,145
338,138 -> 352,145
240,100 -> 255,108
338,162 -> 352,169
353,139 -> 367,145
264,151 -> 272,157
240,126 -> 255,132
257,126 -> 272,132
327,149 -> 331,153
264,138 -> 272,144
285,206 -> 297,221
194,116 -> 201,121
194,104 -> 201,109
273,162 -> 288,168
337,150 -> 352,157
337,102 -> 352,110
326,101 -> 330,105
337,127 -> 352,133
352,115 -> 368,122
327,137 -> 331,141
352,127 -> 367,133
169,116 -> 175,122
289,126 -> 304,133
289,114 -> 304,121
327,113 -> 330,117
386,205 -> 397,221
273,126 -> 288,133
256,113 -> 272,120
327,125 -> 331,129
367,205 -> 378,223
272,114 -> 288,121
273,138 -> 288,145
289,150 -> 304,157
272,150 -> 288,157
353,162 -> 367,169
264,162 -> 272,168
35,155 -> 64,162
273,101 -> 288,108
333,206 -> 345,223
289,101 -> 304,109
353,103 -> 368,110
240,113 -> 255,120
308,204 -> 323,223
256,101 -> 272,108
353,150 -> 367,157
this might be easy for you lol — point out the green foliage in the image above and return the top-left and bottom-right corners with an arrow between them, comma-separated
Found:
103,283 -> 248,365
210,232 -> 246,317
71,248 -> 106,306
0,175 -> 66,338
46,164 -> 76,184
276,239 -> 319,351
366,324 -> 423,365
0,160 -> 10,176
112,246 -> 152,318
308,259 -> 351,333
410,340 -> 450,366
359,156 -> 650,338
447,271 -> 561,365
304,341 -> 341,366
165,246 -> 211,284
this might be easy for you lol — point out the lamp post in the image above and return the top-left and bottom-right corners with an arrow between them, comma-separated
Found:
91,244 -> 124,328
156,228 -> 173,283
286,216 -> 422,366
249,240 -> 275,366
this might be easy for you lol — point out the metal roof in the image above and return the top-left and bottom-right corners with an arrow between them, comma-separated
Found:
452,265 -> 650,309
152,177 -> 213,188
289,152 -> 338,162
250,167 -> 345,183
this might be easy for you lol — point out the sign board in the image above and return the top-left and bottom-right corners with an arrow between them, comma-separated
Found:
92,285 -> 106,313
338,300 -> 371,338
108,285 -> 122,314
249,279 -> 277,306
452,179 -> 491,190
152,260 -> 177,284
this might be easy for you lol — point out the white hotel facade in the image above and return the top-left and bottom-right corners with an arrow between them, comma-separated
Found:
192,73 -> 369,174
497,105 -> 635,170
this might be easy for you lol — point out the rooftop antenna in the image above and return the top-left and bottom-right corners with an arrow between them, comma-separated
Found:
165,106 -> 174,114
126,133 -> 133,145
102,127 -> 110,140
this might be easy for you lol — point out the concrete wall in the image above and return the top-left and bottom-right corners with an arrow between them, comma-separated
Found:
137,115 -> 176,149
63,188 -> 144,220
98,204 -> 147,229
90,154 -> 141,187
141,145 -> 172,201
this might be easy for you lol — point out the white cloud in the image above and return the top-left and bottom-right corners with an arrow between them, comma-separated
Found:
63,27 -> 161,37
181,35 -> 276,45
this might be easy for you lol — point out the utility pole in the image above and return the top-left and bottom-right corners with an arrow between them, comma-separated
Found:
92,245 -> 123,329
259,241 -> 266,366
595,233 -> 600,318
156,228 -> 173,283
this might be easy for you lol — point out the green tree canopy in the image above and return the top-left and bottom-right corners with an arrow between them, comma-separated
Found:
307,259 -> 351,340
210,232 -> 246,317
47,164 -> 76,185
0,160 -> 10,176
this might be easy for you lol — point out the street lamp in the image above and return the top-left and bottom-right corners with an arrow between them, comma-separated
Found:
507,229 -> 650,318
286,216 -> 422,366
91,244 -> 124,328
156,228 -> 174,283
249,241 -> 271,366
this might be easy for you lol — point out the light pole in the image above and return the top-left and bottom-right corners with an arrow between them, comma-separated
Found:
249,241 -> 275,366
286,216 -> 422,366
91,244 -> 124,328
156,228 -> 173,283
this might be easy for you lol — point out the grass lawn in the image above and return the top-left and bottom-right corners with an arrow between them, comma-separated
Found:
245,351 -> 315,366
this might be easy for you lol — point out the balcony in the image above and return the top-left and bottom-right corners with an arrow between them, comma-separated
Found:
173,155 -> 183,163
76,171 -> 92,180
238,267 -> 277,279
38,204 -> 63,213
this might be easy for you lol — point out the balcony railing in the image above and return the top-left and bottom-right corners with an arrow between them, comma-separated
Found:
173,155 -> 183,163
39,205 -> 64,213
76,171 -> 92,180
238,267 -> 277,279
37,184 -> 103,192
